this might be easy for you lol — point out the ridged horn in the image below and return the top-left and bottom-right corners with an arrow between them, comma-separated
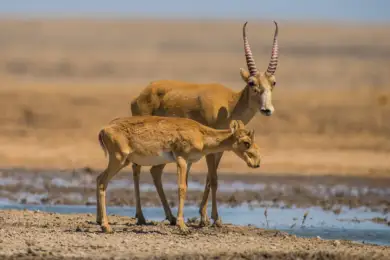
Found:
243,21 -> 258,76
266,21 -> 279,75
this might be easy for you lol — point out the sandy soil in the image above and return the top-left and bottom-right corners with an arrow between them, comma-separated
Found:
0,210 -> 389,260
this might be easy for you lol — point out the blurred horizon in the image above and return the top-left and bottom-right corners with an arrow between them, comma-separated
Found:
0,0 -> 389,24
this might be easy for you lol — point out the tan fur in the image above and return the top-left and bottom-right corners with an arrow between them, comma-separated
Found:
96,116 -> 261,232
130,71 -> 275,226
129,22 -> 277,227
131,76 -> 275,128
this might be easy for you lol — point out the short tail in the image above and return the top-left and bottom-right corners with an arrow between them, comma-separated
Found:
98,129 -> 107,157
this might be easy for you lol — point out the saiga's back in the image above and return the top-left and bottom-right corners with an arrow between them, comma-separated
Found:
103,116 -> 206,157
130,80 -> 239,128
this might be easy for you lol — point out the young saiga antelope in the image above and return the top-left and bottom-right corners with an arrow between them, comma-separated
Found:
96,116 -> 261,233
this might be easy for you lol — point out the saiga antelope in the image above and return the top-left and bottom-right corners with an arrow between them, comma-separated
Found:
130,21 -> 279,227
96,116 -> 261,232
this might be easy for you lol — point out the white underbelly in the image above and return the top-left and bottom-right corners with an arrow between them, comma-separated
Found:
130,152 -> 176,166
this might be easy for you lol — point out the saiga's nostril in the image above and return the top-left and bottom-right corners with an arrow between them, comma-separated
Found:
260,108 -> 272,116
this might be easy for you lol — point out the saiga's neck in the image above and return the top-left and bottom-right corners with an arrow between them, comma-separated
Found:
201,129 -> 234,154
229,86 -> 258,125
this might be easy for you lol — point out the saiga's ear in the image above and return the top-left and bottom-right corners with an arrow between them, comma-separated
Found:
229,120 -> 239,133
230,120 -> 245,133
240,68 -> 250,82
249,129 -> 255,141
236,120 -> 245,129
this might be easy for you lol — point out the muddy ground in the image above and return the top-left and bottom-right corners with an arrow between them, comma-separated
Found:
0,209 -> 389,260
1,168 -> 390,216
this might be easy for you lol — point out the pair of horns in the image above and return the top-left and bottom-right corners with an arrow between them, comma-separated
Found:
243,21 -> 279,76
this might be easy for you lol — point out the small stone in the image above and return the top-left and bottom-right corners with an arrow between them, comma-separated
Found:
27,248 -> 37,256
75,226 -> 82,232
333,240 -> 341,246
316,236 -> 321,240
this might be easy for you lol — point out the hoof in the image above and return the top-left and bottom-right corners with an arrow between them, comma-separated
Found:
178,225 -> 190,234
136,216 -> 147,225
199,220 -> 210,227
177,218 -> 190,234
212,218 -> 223,228
169,217 -> 177,226
101,225 -> 113,233
199,215 -> 210,227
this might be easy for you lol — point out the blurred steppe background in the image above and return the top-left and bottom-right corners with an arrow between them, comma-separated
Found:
0,0 -> 389,175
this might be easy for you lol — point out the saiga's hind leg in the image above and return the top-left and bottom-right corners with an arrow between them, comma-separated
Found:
150,164 -> 176,225
132,163 -> 147,225
97,156 -> 129,233
176,156 -> 189,233
199,152 -> 223,227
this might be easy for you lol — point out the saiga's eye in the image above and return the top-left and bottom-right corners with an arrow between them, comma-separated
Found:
243,141 -> 251,149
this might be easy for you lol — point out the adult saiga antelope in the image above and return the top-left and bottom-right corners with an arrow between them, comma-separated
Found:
130,21 -> 279,227
97,116 -> 261,233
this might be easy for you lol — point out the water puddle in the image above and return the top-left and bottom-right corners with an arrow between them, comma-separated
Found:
2,173 -> 390,208
2,173 -> 390,196
1,203 -> 389,246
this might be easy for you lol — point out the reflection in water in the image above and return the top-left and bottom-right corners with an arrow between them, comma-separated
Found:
1,203 -> 389,246
1,173 -> 390,214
